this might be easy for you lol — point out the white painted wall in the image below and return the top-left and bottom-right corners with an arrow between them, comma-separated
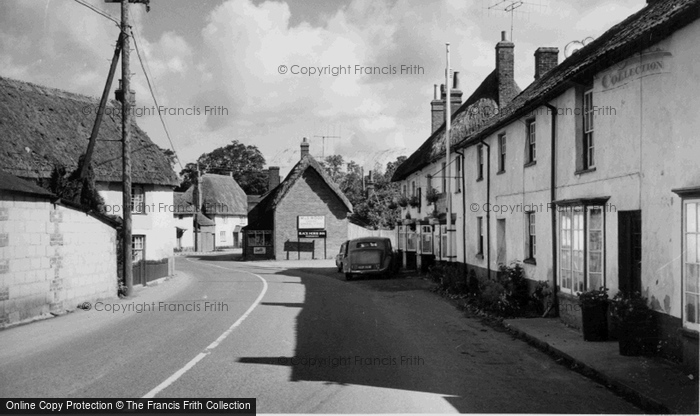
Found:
212,215 -> 247,247
99,183 -> 175,272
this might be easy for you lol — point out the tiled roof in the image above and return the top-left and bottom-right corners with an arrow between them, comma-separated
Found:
0,76 -> 179,186
245,154 -> 352,230
454,0 -> 700,149
0,171 -> 54,197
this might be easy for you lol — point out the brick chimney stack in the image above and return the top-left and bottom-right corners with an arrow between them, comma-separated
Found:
366,170 -> 375,196
430,71 -> 463,134
534,47 -> 559,80
496,30 -> 517,105
268,166 -> 280,190
300,137 -> 310,159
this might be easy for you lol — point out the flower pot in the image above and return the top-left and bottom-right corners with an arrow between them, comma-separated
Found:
581,302 -> 609,341
617,320 -> 651,356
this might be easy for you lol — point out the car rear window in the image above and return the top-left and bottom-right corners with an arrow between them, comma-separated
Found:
356,241 -> 383,249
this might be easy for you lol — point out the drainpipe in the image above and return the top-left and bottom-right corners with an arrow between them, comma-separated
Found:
455,149 -> 467,264
480,139 -> 491,278
544,102 -> 558,315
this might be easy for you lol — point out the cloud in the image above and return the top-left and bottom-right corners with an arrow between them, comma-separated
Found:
0,0 -> 649,175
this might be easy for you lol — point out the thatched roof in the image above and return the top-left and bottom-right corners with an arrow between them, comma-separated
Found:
454,0 -> 699,149
391,69 -> 517,181
200,174 -> 248,216
177,174 -> 248,216
173,191 -> 196,215
0,76 -> 178,186
245,154 -> 353,230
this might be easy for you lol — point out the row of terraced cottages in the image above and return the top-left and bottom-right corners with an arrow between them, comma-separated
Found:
391,0 -> 699,372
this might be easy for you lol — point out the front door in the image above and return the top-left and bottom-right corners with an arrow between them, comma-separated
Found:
618,210 -> 642,293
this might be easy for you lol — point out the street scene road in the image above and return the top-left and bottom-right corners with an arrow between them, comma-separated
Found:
0,254 -> 642,413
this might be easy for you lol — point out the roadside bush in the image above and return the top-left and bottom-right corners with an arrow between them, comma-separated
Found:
428,262 -> 467,294
430,260 -> 539,319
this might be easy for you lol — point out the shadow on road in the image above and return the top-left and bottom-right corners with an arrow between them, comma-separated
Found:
236,266 -> 471,412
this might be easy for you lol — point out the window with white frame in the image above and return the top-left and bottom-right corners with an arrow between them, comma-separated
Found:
455,157 -> 461,192
527,119 -> 536,163
440,224 -> 448,259
407,227 -> 417,251
583,89 -> 595,169
220,231 -> 226,243
442,162 -> 447,193
526,212 -> 536,260
398,226 -> 406,250
403,184 -> 407,196
132,235 -> 145,262
684,199 -> 700,330
421,225 -> 433,254
412,181 -> 416,197
477,217 -> 484,255
559,206 -> 605,294
477,145 -> 484,181
498,134 -> 506,173
131,186 -> 145,214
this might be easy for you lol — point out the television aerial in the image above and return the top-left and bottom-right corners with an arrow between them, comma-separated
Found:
564,36 -> 595,58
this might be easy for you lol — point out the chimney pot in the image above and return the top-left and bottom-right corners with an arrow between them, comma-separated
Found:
501,30 -> 508,42
453,71 -> 460,90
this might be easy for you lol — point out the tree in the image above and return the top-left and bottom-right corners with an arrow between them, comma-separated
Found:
319,155 -> 345,183
318,154 -> 407,229
177,141 -> 268,194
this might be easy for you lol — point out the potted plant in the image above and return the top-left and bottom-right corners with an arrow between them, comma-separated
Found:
397,195 -> 409,208
425,188 -> 440,205
609,291 -> 654,356
577,287 -> 609,341
408,195 -> 420,208
387,199 -> 399,210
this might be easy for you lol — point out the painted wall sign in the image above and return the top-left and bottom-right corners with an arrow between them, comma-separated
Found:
253,247 -> 266,254
298,215 -> 325,230
298,230 -> 327,238
599,49 -> 672,91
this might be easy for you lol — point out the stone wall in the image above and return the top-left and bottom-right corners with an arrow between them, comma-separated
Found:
0,194 -> 118,326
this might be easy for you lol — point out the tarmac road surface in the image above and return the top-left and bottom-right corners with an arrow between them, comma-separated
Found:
0,254 -> 642,413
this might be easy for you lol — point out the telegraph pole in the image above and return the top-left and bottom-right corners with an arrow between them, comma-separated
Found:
121,0 -> 133,296
445,43 -> 452,262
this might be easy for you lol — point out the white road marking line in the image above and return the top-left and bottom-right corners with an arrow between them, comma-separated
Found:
142,261 -> 268,398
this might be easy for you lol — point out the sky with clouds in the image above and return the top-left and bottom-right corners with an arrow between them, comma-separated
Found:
0,0 -> 646,175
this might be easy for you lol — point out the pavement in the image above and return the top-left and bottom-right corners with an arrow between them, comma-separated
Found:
505,317 -> 699,414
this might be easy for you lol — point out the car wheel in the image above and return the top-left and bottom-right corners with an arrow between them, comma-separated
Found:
345,273 -> 353,281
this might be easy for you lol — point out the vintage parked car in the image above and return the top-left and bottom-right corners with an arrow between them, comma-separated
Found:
335,240 -> 349,272
341,237 -> 398,280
